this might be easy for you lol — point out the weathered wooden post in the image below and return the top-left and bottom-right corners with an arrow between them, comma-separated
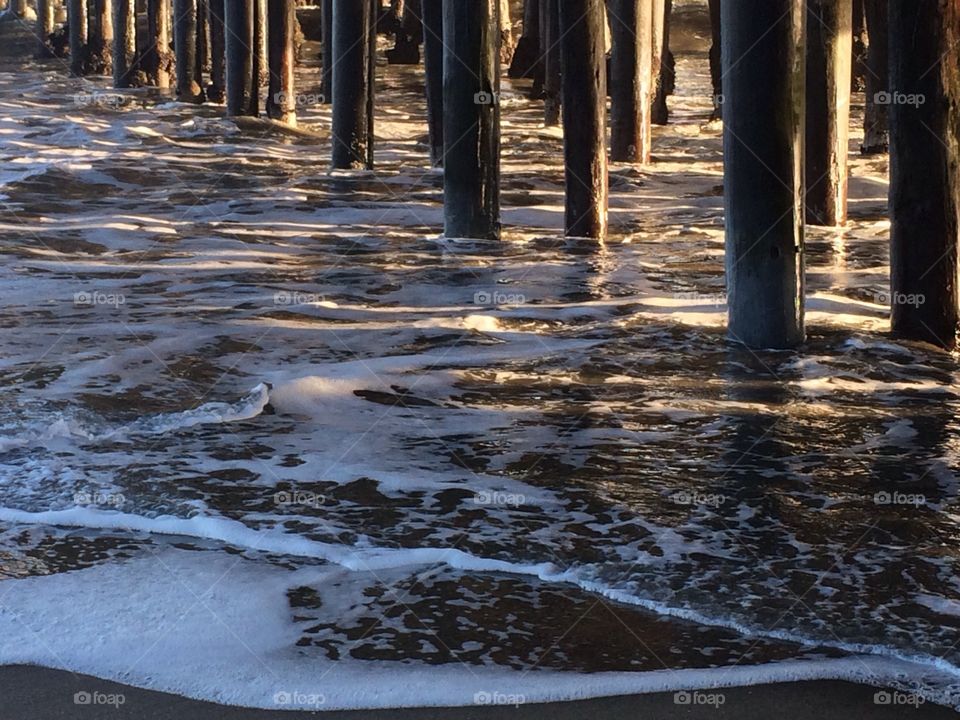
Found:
321,0 -> 333,103
609,0 -> 653,163
442,0 -> 500,238
652,0 -> 674,125
174,0 -> 204,101
197,0 -> 210,78
804,0 -> 851,226
225,0 -> 256,114
254,0 -> 266,85
421,0 -> 443,166
8,0 -> 26,16
508,0 -> 538,78
144,0 -> 171,87
888,0 -> 960,349
267,0 -> 297,125
68,0 -> 88,75
861,0 -> 887,154
540,0 -> 560,126
88,0 -> 113,74
208,0 -> 226,101
559,0 -> 607,239
331,0 -> 376,168
708,0 -> 721,118
722,0 -> 805,348
36,0 -> 55,57
112,0 -> 136,87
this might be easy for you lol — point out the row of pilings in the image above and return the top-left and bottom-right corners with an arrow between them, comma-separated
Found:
13,0 -> 960,351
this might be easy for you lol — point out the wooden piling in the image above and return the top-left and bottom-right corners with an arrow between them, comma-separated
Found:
174,0 -> 204,101
609,0 -> 653,163
722,0 -> 805,348
652,0 -> 673,125
861,0 -> 888,154
508,0 -> 538,79
559,0 -> 607,239
266,0 -> 297,126
68,0 -> 88,76
421,0 -> 443,166
804,0 -> 852,226
36,0 -> 55,57
540,0 -> 560,126
207,0 -> 226,102
442,0 -> 500,239
225,0 -> 256,115
888,0 -> 960,349
145,0 -> 171,87
708,0 -> 721,119
111,0 -> 136,87
87,0 -> 113,74
331,0 -> 375,169
321,0 -> 332,103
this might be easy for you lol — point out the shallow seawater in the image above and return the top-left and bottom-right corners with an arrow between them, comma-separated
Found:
1,5 -> 960,712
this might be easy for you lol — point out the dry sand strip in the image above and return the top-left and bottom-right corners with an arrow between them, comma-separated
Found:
0,667 -> 956,720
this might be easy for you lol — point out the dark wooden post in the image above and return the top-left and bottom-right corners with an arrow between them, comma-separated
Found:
332,0 -> 376,168
88,0 -> 113,74
68,0 -> 88,75
652,0 -> 674,125
112,0 -> 136,87
540,0 -> 560,126
254,0 -> 267,85
197,0 -> 210,77
174,0 -> 204,101
421,0 -> 443,166
609,0 -> 653,163
321,0 -> 333,103
36,0 -> 55,57
267,0 -> 297,125
508,0 -> 538,78
804,0 -> 852,226
722,0 -> 805,348
559,0 -> 607,239
861,0 -> 888,154
851,0 -> 867,90
888,0 -> 960,349
208,0 -> 226,101
708,0 -> 721,119
225,0 -> 256,114
144,0 -> 172,87
442,0 -> 500,239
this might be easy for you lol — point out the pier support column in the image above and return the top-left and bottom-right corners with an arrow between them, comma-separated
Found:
609,0 -> 653,163
805,0 -> 852,226
68,0 -> 88,76
331,0 -> 375,168
540,0 -> 560,126
36,0 -> 55,57
144,0 -> 171,87
559,0 -> 607,239
651,0 -> 673,125
508,0 -> 538,78
207,0 -> 226,101
708,0 -> 721,119
861,0 -> 888,154
88,0 -> 113,74
442,0 -> 500,239
266,0 -> 297,125
225,0 -> 256,115
174,0 -> 204,102
111,0 -> 135,87
421,0 -> 443,166
320,0 -> 332,103
722,0 -> 805,348
888,0 -> 960,349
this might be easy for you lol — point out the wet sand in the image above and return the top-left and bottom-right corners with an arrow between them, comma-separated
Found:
1,665 -> 957,719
